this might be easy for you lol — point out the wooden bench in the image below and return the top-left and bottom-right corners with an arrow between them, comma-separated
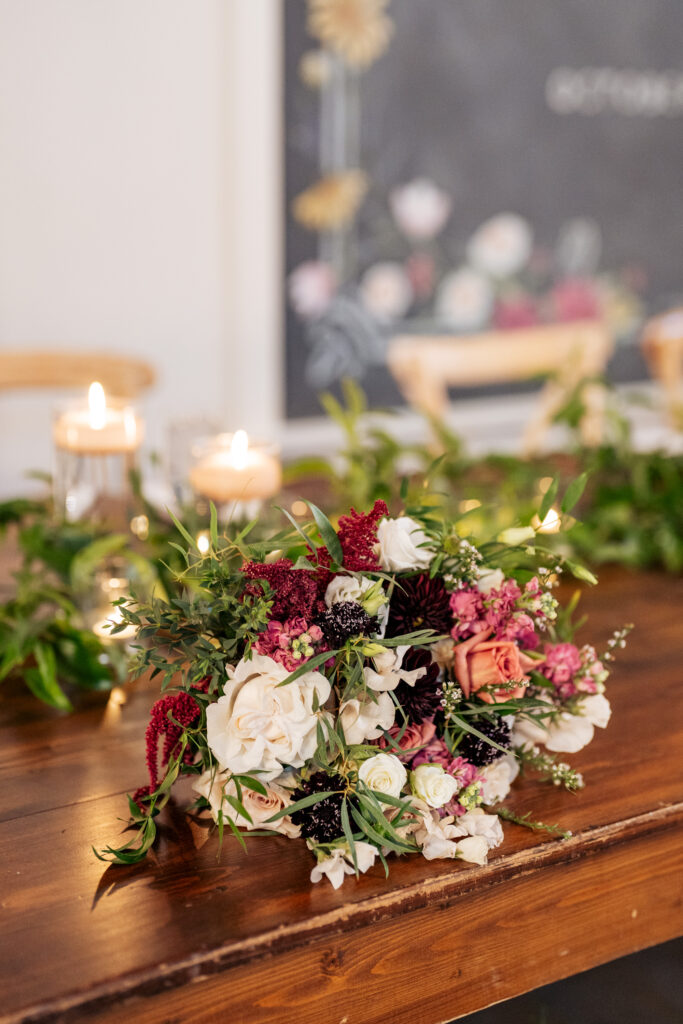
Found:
0,567 -> 681,1024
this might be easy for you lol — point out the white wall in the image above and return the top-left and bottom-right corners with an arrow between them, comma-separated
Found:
0,0 -> 282,497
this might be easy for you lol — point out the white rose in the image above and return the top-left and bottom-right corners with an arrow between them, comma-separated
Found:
580,693 -> 611,728
360,261 -> 413,322
363,645 -> 427,692
206,653 -> 331,780
389,177 -> 452,242
457,808 -> 505,850
358,752 -> 407,799
475,567 -> 505,594
479,754 -> 519,805
454,835 -> 489,866
411,763 -> 460,808
375,516 -> 434,572
193,769 -> 300,839
467,213 -> 533,278
309,841 -> 378,889
339,691 -> 395,744
435,266 -> 493,331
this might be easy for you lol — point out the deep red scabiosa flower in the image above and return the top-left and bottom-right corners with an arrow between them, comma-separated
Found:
336,499 -> 388,572
133,691 -> 201,807
386,573 -> 451,638
290,771 -> 346,844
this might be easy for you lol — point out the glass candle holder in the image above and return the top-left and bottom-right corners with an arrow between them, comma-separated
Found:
53,383 -> 144,527
189,430 -> 282,522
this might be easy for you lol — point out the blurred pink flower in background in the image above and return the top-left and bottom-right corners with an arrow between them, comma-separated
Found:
405,251 -> 436,300
550,277 -> 602,322
390,177 -> 452,241
288,261 -> 337,318
493,293 -> 540,330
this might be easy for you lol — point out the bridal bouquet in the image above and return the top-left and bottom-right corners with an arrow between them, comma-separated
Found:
97,496 -> 627,888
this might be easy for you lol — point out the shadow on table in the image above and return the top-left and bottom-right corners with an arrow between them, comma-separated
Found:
453,937 -> 683,1024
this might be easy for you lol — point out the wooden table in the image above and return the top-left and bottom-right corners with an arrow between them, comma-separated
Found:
1,568 -> 682,1024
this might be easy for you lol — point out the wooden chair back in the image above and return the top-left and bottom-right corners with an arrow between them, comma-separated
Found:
0,350 -> 156,398
387,320 -> 613,453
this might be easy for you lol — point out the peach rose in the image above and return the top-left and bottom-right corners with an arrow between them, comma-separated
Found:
454,629 -> 534,704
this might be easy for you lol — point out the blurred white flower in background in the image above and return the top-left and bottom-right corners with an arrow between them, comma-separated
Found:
467,213 -> 533,278
390,177 -> 452,242
435,266 -> 493,330
288,261 -> 337,319
360,261 -> 413,321
556,217 -> 602,276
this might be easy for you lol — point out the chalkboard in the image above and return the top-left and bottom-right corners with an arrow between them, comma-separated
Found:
284,0 -> 683,419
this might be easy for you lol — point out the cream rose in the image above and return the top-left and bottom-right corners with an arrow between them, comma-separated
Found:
206,653 -> 331,780
193,769 -> 300,839
358,752 -> 407,798
411,763 -> 460,808
375,516 -> 434,572
363,645 -> 426,692
338,691 -> 395,744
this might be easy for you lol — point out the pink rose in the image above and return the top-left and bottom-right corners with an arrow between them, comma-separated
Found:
379,720 -> 436,761
454,629 -> 534,704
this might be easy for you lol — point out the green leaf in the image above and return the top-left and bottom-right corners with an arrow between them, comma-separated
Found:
167,509 -> 200,553
265,790 -> 337,822
449,713 -> 510,757
305,501 -> 343,564
341,798 -> 358,873
25,642 -> 72,711
277,648 -> 340,686
561,472 -> 589,514
69,534 -> 129,593
209,502 -> 219,550
538,477 -> 559,522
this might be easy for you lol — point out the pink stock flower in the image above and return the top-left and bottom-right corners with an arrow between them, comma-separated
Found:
379,719 -> 437,761
504,612 -> 539,651
449,587 -> 485,639
542,643 -> 582,686
254,617 -> 325,672
484,580 -> 522,634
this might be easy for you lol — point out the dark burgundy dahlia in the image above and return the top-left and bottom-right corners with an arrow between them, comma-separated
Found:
457,716 -> 512,767
290,771 -> 346,843
386,574 -> 451,639
393,648 -> 442,724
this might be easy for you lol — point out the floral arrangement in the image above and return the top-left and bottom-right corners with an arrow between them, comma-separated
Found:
97,495 -> 628,888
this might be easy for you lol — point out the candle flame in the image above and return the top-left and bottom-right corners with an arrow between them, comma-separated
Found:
230,429 -> 249,470
88,381 -> 106,430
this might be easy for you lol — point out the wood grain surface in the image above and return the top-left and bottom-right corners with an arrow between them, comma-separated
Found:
1,568 -> 682,1024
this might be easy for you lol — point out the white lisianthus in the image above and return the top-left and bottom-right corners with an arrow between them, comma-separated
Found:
338,691 -> 395,744
436,267 -> 493,331
457,808 -> 505,850
358,752 -> 407,799
454,835 -> 489,866
363,645 -> 427,692
309,841 -> 378,889
360,261 -> 413,322
478,754 -> 520,805
206,654 -> 331,780
375,516 -> 434,572
193,770 -> 300,839
325,574 -> 371,607
581,693 -> 611,728
411,763 -> 460,808
475,567 -> 505,595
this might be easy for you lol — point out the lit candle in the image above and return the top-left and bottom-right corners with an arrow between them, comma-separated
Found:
53,382 -> 144,454
91,605 -> 138,642
189,430 -> 282,504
